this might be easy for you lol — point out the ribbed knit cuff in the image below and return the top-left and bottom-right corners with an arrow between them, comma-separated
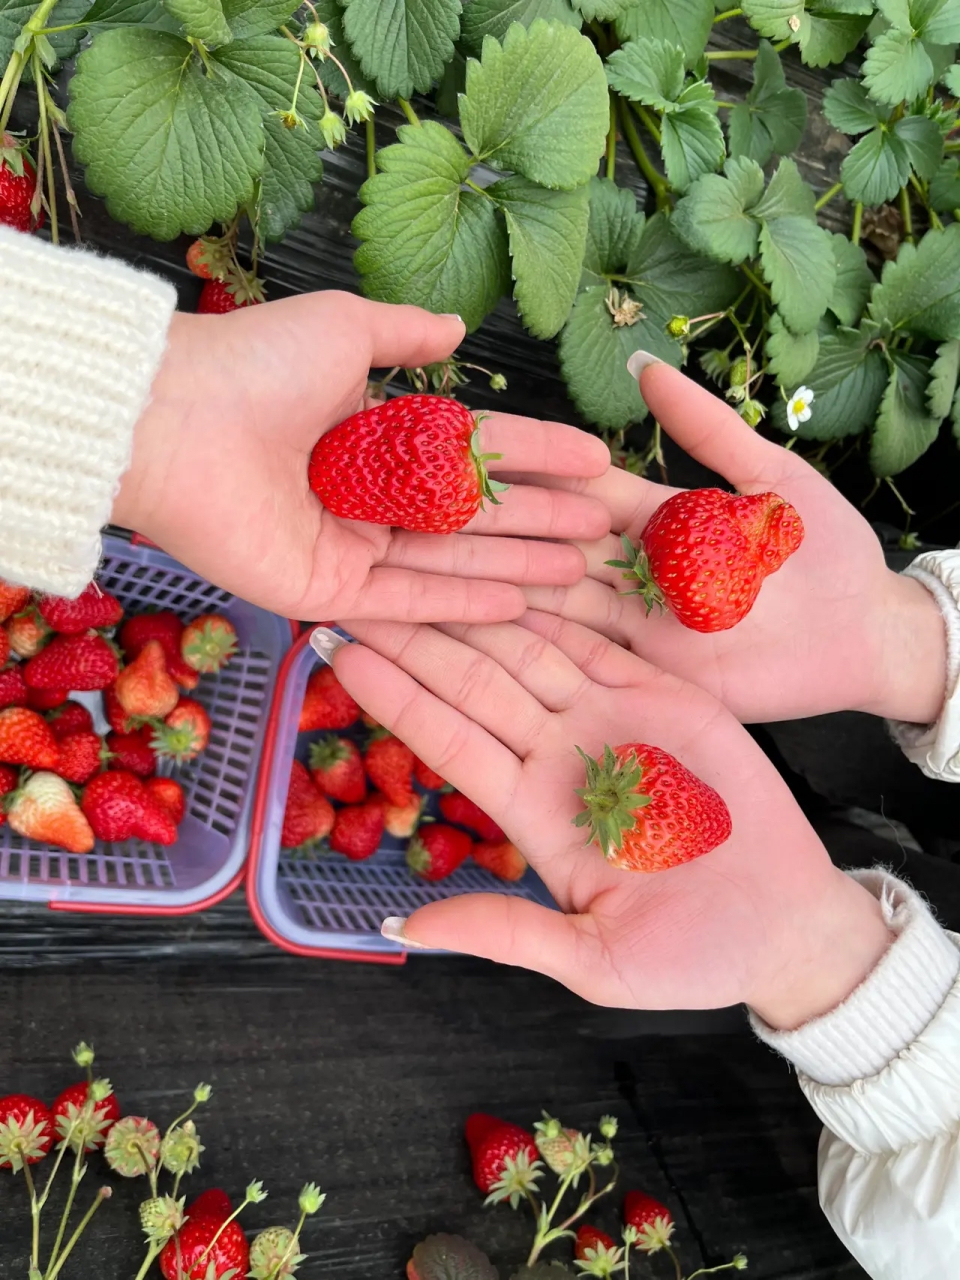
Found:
750,870 -> 960,1087
0,228 -> 176,596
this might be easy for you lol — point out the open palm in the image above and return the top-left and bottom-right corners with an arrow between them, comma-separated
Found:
114,292 -> 611,624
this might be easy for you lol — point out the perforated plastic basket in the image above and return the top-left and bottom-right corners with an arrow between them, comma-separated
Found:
0,532 -> 294,914
247,628 -> 556,963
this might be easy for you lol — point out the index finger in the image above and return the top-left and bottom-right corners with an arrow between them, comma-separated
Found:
478,412 -> 611,478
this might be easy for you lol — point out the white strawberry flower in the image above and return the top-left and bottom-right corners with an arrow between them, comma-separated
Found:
786,386 -> 814,432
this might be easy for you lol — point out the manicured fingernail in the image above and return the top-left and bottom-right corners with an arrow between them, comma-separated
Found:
381,916 -> 431,950
310,627 -> 347,666
626,350 -> 663,381
442,313 -> 464,325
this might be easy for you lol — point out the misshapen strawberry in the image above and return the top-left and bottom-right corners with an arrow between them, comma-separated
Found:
0,136 -> 42,233
114,641 -> 178,718
38,583 -> 123,634
0,664 -> 28,710
406,823 -> 471,881
24,632 -> 119,691
81,770 -> 177,845
299,667 -> 359,732
151,698 -> 211,763
0,707 -> 59,768
7,773 -> 95,853
281,760 -> 335,850
51,1082 -> 121,1151
106,728 -> 157,777
55,731 -> 105,784
439,792 -> 504,842
329,799 -> 383,861
464,1113 -> 538,1195
473,840 -> 526,882
145,777 -> 186,825
0,581 -> 30,624
119,612 -> 198,689
181,613 -> 237,674
309,394 -> 508,534
159,1216 -> 249,1280
611,489 -> 803,633
0,1094 -> 53,1169
308,734 -> 366,803
364,732 -> 414,807
47,700 -> 94,740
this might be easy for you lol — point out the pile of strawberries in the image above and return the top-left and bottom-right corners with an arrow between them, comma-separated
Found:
0,577 -> 237,854
282,663 -> 527,883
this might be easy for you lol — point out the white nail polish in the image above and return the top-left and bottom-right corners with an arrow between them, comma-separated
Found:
626,350 -> 663,381
381,916 -> 431,950
310,627 -> 347,666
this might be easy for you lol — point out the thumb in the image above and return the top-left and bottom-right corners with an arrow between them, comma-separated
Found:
353,297 -> 466,369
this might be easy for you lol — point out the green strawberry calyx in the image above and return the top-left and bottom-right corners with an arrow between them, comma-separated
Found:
405,834 -> 432,874
573,744 -> 651,859
469,425 -> 510,509
605,534 -> 665,616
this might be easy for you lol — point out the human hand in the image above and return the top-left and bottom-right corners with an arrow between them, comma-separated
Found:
324,614 -> 892,1027
521,361 -> 947,725
112,293 -> 611,623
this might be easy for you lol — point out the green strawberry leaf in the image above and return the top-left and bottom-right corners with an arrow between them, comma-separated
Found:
161,0 -> 231,43
827,233 -> 874,327
309,0 -> 374,96
840,125 -> 910,206
461,0 -> 580,55
460,20 -> 608,189
353,120 -> 509,331
896,113 -> 944,179
614,0 -> 712,64
68,27 -> 263,240
605,36 -> 686,111
214,35 -> 324,240
580,175 -> 646,286
796,3 -> 871,68
766,310 -> 820,386
341,0 -> 461,99
622,209 -> 741,318
0,0 -> 91,66
660,102 -> 724,191
771,325 -> 887,438
409,1235 -> 500,1280
930,156 -> 960,211
751,155 -> 816,220
574,0 -> 631,19
434,48 -> 467,116
862,28 -> 935,106
759,214 -> 836,333
927,338 -> 960,418
870,352 -> 939,475
727,40 -> 807,165
671,155 -> 765,263
822,77 -> 886,134
219,0 -> 300,38
489,177 -> 589,338
82,0 -> 177,27
869,223 -> 960,340
740,0 -> 797,39
881,0 -> 960,43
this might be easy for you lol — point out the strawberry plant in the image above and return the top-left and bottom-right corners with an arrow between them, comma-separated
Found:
5,0 -> 960,516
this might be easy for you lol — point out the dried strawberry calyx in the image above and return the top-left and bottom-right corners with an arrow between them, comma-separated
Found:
469,426 -> 510,509
605,534 -> 665,615
573,744 -> 651,858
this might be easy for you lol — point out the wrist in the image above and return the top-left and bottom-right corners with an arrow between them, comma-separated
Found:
857,568 -> 948,725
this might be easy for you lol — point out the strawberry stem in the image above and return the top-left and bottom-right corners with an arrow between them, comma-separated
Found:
22,1158 -> 40,1273
44,1187 -> 110,1280
132,1242 -> 163,1280
44,1141 -> 85,1276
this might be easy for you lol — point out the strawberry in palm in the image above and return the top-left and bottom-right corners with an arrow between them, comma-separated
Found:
608,489 -> 803,633
309,735 -> 366,802
7,772 -> 95,852
575,743 -> 731,873
406,823 -> 471,881
308,394 -> 509,534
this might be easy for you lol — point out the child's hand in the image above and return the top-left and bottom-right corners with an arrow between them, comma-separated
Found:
522,362 -> 947,725
328,614 -> 892,1028
112,293 -> 611,623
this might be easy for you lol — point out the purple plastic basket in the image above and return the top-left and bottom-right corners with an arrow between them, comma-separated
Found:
0,533 -> 292,913
248,628 -> 555,960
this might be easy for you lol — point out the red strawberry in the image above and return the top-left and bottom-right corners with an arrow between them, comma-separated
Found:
0,1095 -> 53,1169
185,1188 -> 233,1224
0,708 -> 59,768
48,700 -> 94,740
438,792 -> 505,842
575,743 -> 731,873
114,641 -> 178,718
0,764 -> 16,825
473,840 -> 526,882
159,1217 -> 249,1280
38,583 -> 123,634
576,1224 -> 618,1262
309,394 -> 509,535
7,612 -> 51,658
0,627 -> 8,668
624,1190 -> 675,1250
24,632 -> 119,692
406,823 -> 471,881
103,682 -> 138,735
380,792 -> 422,838
181,613 -> 238,674
464,1113 -> 538,1195
0,581 -> 30,624
51,1082 -> 121,1151
281,760 -> 335,849
299,667 -> 359,732
413,756 -> 447,791
364,732 -> 414,808
55,731 -> 105,784
151,698 -> 211,762
611,489 -> 803,633
329,800 -> 383,861
106,728 -> 156,778
308,734 -> 366,803
26,686 -> 68,711
81,770 -> 177,845
0,136 -> 42,233
144,777 -> 186,825
196,277 -> 264,314
186,238 -> 230,282
119,612 -> 198,690
0,665 -> 28,710
7,773 -> 95,853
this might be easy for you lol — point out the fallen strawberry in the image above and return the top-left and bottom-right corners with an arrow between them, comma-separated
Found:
26,686 -> 68,711
196,276 -> 264,314
0,707 -> 59,768
329,799 -> 383,861
106,728 -> 157,777
281,760 -> 335,850
364,731 -> 414,807
464,1113 -> 539,1195
0,135 -> 42,233
0,764 -> 16,825
473,840 -> 526,882
413,756 -> 447,791
159,1216 -> 250,1280
152,697 -> 211,762
0,1094 -> 53,1169
308,734 -> 366,803
47,700 -> 94,739
55,731 -> 106,784
51,1081 -> 121,1151
0,581 -> 30,624
181,613 -> 238,674
6,611 -> 51,658
81,770 -> 178,845
23,632 -> 119,692
609,489 -> 803,633
8,772 -> 95,852
38,583 -> 123,634
119,611 -> 199,689
309,394 -> 508,534
624,1190 -> 675,1251
575,743 -> 731,873
406,823 -> 471,881
114,640 -> 179,718
144,777 -> 186,825
439,792 -> 505,842
186,237 -> 230,281
299,667 -> 359,732
185,1187 -> 233,1224
0,664 -> 28,710
575,1223 -> 618,1262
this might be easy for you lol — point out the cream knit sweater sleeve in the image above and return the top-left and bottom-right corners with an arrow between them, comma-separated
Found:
0,228 -> 176,597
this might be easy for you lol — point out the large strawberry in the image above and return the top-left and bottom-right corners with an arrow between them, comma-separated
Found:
281,760 -> 335,850
47,700 -> 94,740
473,840 -> 526,882
329,799 -> 383,861
151,698 -> 211,762
299,667 -> 359,732
119,612 -> 198,689
610,489 -> 803,633
81,771 -> 177,845
55,731 -> 105,784
106,729 -> 157,778
7,773 -> 95,853
308,394 -> 509,534
0,763 -> 17,825
0,707 -> 59,768
23,632 -> 119,691
0,136 -> 41,233
0,664 -> 28,710
0,1095 -> 53,1169
624,1190 -> 674,1251
159,1216 -> 249,1280
0,581 -> 30,624
464,1113 -> 538,1195
406,823 -> 471,881
575,743 -> 731,873
51,1082 -> 121,1151
364,732 -> 414,807
114,641 -> 179,718
439,792 -> 504,842
308,735 -> 366,803
38,583 -> 123,634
